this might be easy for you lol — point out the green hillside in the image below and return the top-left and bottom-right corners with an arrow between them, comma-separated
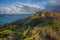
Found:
0,11 -> 60,40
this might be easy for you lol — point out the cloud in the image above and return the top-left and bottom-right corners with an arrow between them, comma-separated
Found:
45,0 -> 60,12
37,2 -> 47,6
37,0 -> 60,12
0,0 -> 60,14
47,0 -> 60,6
0,2 -> 40,14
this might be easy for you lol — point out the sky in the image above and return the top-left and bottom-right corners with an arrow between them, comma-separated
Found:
0,0 -> 60,14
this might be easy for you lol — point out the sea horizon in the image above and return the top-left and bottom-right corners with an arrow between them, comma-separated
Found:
0,14 -> 33,24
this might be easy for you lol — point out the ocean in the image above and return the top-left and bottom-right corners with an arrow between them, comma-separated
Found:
0,14 -> 33,24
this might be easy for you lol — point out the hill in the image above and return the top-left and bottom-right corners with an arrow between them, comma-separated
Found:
0,11 -> 60,40
1,11 -> 60,27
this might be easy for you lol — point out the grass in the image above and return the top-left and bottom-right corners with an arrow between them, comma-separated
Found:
25,31 -> 40,40
23,27 -> 31,37
0,19 -> 60,40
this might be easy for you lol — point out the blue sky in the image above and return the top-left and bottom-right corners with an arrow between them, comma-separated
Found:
0,0 -> 60,14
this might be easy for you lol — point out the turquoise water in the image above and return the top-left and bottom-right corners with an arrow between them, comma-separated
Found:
0,14 -> 33,24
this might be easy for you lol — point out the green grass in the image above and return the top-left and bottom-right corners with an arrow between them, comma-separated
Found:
0,19 -> 60,40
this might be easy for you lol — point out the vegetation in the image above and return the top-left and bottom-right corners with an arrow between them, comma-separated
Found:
0,11 -> 60,40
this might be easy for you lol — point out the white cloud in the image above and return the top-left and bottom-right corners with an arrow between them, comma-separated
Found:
45,0 -> 60,12
37,2 -> 47,5
37,0 -> 60,12
5,7 -> 19,13
38,0 -> 60,6
0,2 -> 40,14
47,0 -> 60,5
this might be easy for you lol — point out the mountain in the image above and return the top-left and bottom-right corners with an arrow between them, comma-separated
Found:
0,11 -> 60,40
1,11 -> 60,27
